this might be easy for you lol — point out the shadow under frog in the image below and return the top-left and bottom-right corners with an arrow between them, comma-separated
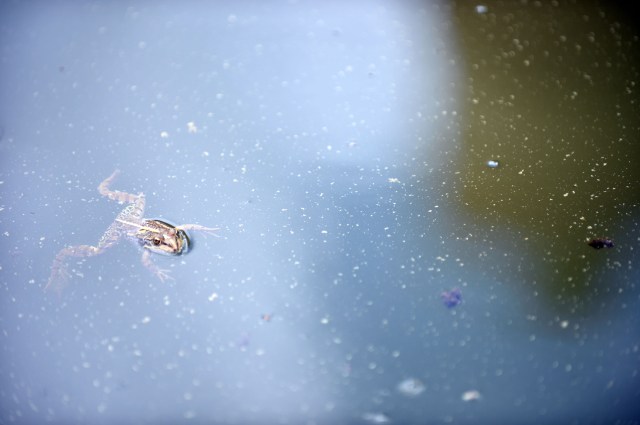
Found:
46,170 -> 219,293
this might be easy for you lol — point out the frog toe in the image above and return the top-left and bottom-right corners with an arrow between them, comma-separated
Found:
155,268 -> 174,282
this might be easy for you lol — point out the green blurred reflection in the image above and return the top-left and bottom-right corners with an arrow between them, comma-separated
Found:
453,1 -> 640,309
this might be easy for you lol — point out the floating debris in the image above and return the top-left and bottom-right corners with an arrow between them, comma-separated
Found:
486,160 -> 499,168
476,5 -> 488,14
441,288 -> 462,308
362,412 -> 391,424
461,390 -> 482,402
397,378 -> 425,397
587,238 -> 614,249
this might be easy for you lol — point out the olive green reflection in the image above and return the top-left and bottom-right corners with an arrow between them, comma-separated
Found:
453,1 -> 640,306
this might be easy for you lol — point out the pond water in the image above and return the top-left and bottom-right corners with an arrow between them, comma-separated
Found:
1,1 -> 639,424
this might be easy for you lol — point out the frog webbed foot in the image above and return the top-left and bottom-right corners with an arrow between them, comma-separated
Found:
45,244 -> 101,294
45,265 -> 71,294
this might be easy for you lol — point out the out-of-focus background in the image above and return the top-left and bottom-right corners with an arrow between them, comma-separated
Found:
1,1 -> 639,424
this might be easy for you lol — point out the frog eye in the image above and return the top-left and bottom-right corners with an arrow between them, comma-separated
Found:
152,237 -> 162,246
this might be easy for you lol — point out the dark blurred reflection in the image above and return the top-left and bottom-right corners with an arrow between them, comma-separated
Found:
453,0 -> 640,311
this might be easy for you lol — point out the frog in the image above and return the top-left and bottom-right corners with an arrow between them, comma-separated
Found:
46,170 -> 219,293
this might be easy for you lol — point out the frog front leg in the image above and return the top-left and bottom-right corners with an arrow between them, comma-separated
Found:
141,250 -> 173,282
176,224 -> 220,237
46,245 -> 104,294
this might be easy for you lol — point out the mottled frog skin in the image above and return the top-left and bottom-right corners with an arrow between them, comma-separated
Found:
46,170 -> 218,293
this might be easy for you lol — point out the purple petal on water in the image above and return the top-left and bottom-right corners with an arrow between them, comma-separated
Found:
441,288 -> 462,308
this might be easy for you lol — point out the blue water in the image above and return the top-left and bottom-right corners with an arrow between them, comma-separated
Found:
1,1 -> 639,424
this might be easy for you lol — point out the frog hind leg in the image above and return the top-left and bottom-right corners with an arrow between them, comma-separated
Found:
46,219 -> 125,294
45,244 -> 104,294
141,250 -> 174,282
98,169 -> 142,205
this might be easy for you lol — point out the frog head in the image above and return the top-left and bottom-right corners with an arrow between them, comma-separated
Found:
137,219 -> 190,255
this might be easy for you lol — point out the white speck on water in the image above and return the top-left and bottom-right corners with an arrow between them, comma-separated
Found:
397,378 -> 425,396
476,5 -> 488,14
160,131 -> 169,139
461,390 -> 482,401
362,412 -> 391,423
487,160 -> 499,168
141,316 -> 151,324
